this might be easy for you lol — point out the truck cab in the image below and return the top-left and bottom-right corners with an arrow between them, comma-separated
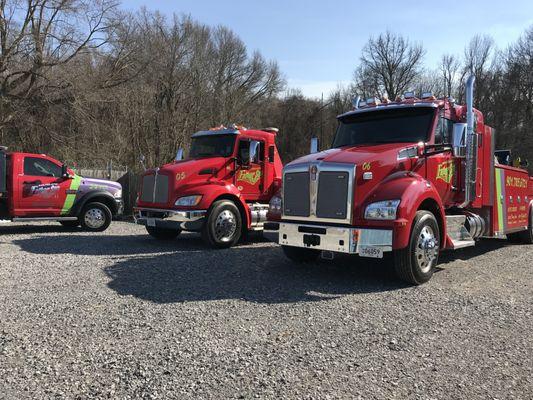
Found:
265,77 -> 533,285
134,126 -> 283,247
0,148 -> 123,231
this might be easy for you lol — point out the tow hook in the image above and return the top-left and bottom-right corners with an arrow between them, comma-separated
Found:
321,250 -> 335,260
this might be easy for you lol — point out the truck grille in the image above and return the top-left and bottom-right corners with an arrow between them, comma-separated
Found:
283,172 -> 310,217
283,163 -> 354,223
140,173 -> 169,203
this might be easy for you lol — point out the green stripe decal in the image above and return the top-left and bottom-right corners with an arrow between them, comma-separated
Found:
495,169 -> 504,232
61,175 -> 82,215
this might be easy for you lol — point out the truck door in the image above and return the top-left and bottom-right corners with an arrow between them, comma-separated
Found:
15,156 -> 70,216
235,138 -> 265,201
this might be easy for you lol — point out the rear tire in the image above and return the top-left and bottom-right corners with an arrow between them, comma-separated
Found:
202,200 -> 242,248
80,202 -> 112,232
393,210 -> 440,285
146,226 -> 181,240
282,245 -> 320,263
59,220 -> 80,228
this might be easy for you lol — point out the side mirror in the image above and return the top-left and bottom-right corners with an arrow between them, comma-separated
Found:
452,123 -> 467,158
520,159 -> 529,168
310,137 -> 320,154
175,148 -> 184,161
249,140 -> 260,164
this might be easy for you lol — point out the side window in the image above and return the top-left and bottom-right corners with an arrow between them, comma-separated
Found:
24,157 -> 62,177
268,145 -> 275,163
238,140 -> 264,163
435,117 -> 454,144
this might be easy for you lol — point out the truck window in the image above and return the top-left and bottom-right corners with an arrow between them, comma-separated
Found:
24,157 -> 62,177
435,117 -> 454,144
333,107 -> 435,147
189,135 -> 236,159
238,140 -> 264,163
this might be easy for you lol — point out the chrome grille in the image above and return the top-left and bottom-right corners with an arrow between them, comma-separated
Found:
140,172 -> 169,204
282,162 -> 355,224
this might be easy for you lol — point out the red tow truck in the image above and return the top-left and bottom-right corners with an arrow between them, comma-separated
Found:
0,148 -> 123,231
134,126 -> 283,247
265,76 -> 533,284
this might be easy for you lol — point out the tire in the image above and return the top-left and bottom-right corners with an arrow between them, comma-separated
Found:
393,210 -> 440,285
507,207 -> 533,244
59,220 -> 80,228
202,200 -> 242,248
80,202 -> 112,232
282,245 -> 320,263
146,226 -> 181,240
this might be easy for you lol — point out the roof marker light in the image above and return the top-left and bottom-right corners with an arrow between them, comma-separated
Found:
421,92 -> 434,99
366,97 -> 381,106
404,92 -> 416,99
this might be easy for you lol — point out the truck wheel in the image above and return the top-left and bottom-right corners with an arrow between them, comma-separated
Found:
80,202 -> 112,232
282,245 -> 320,263
59,220 -> 80,228
202,200 -> 242,248
146,226 -> 181,240
508,207 -> 533,244
394,210 -> 440,285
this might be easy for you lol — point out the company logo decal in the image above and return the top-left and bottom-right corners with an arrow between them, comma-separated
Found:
28,183 -> 60,198
436,160 -> 455,184
237,169 -> 262,185
505,176 -> 527,188
176,172 -> 186,181
362,162 -> 372,171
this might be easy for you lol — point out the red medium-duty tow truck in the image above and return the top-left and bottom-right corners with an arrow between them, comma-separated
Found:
265,76 -> 533,284
134,126 -> 283,248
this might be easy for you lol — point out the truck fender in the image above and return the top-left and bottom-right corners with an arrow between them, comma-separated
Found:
194,184 -> 252,229
71,191 -> 119,217
363,171 -> 446,249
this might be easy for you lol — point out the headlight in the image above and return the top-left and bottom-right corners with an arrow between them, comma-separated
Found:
365,200 -> 400,220
269,193 -> 282,212
113,189 -> 122,199
175,195 -> 202,207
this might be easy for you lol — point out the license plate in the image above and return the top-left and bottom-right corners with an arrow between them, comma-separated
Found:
147,218 -> 156,227
359,245 -> 383,259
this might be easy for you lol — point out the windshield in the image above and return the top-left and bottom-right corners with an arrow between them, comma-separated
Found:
332,107 -> 435,148
189,135 -> 236,158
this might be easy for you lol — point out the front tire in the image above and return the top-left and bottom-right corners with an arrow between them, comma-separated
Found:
394,210 -> 440,285
146,226 -> 181,240
80,202 -> 112,232
282,245 -> 320,263
202,200 -> 242,248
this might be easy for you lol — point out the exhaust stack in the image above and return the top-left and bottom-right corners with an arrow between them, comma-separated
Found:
462,75 -> 477,207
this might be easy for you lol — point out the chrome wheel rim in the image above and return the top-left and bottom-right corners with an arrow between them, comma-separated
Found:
214,209 -> 237,242
84,208 -> 106,229
415,225 -> 438,273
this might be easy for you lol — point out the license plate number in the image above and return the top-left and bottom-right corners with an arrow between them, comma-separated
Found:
147,218 -> 156,227
359,246 -> 383,259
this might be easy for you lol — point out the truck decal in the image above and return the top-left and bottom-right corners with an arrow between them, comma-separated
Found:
60,175 -> 82,215
436,160 -> 455,184
495,168 -> 506,232
237,169 -> 262,185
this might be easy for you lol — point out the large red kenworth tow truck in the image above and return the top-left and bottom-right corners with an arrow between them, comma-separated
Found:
0,148 -> 123,231
265,76 -> 533,285
134,126 -> 283,248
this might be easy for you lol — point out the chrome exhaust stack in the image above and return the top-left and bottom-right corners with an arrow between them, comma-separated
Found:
461,75 -> 477,207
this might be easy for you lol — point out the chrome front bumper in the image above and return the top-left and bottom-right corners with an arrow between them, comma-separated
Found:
265,221 -> 392,255
134,207 -> 207,231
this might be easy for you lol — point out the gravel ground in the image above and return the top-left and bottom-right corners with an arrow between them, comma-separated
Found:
0,221 -> 532,399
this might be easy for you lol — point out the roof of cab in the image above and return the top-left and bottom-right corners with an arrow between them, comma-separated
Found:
191,128 -> 240,138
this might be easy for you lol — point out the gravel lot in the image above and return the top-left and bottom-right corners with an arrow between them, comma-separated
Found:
1,221 -> 532,399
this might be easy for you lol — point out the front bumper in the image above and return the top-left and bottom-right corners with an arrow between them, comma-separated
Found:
115,199 -> 124,216
265,221 -> 393,255
134,207 -> 207,231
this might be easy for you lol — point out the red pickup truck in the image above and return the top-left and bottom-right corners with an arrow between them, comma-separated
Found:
0,147 -> 123,231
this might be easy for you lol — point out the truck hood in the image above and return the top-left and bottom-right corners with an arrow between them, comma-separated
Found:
78,176 -> 122,196
287,143 -> 418,168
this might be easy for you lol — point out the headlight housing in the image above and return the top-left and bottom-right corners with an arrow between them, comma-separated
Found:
364,200 -> 400,220
175,195 -> 202,207
113,189 -> 122,199
269,193 -> 282,213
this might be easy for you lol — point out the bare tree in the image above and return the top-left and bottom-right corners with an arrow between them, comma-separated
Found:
353,31 -> 425,99
440,53 -> 460,97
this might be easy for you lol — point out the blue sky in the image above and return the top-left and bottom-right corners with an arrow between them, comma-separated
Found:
121,0 -> 533,98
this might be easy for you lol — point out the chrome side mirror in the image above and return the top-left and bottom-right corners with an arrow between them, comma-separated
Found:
175,148 -> 184,161
452,123 -> 467,158
249,140 -> 260,164
310,137 -> 320,154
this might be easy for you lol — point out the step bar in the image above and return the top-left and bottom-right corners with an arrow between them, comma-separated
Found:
11,217 -> 78,222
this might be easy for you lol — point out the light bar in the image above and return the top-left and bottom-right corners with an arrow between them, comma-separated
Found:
421,92 -> 434,99
366,97 -> 381,106
404,92 -> 416,99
